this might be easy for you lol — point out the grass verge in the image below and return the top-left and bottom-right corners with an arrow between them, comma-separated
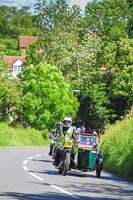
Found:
99,118 -> 133,181
0,123 -> 50,146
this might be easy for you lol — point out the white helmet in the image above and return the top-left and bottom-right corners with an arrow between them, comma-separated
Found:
63,116 -> 72,128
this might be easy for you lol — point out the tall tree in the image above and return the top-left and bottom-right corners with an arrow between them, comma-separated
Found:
0,76 -> 23,123
0,5 -> 36,38
102,37 -> 133,120
34,0 -> 81,33
22,62 -> 79,130
27,0 -> 111,129
84,0 -> 131,42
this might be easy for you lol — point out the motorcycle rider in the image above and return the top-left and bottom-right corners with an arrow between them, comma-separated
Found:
48,122 -> 62,156
53,116 -> 77,167
48,130 -> 56,156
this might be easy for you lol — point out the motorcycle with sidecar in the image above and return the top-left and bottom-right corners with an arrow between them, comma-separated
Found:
53,132 -> 103,177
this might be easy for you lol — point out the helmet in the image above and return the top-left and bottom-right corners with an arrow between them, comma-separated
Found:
63,116 -> 72,128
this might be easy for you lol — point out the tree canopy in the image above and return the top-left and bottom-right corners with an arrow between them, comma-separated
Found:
22,62 -> 79,129
0,0 -> 133,131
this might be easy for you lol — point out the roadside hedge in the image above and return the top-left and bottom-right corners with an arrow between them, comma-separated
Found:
99,118 -> 133,181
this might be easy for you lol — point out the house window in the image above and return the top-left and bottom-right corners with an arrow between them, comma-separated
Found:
13,59 -> 23,73
13,65 -> 22,73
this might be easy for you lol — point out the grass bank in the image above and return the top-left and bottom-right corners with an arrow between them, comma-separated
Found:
0,123 -> 50,146
99,118 -> 133,181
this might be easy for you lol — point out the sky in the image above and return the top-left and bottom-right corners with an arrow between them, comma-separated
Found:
0,0 -> 93,12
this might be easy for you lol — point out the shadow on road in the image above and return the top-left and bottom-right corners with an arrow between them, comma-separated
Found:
1,191 -> 130,200
36,159 -> 53,163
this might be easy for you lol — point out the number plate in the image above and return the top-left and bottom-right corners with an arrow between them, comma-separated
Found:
64,140 -> 72,148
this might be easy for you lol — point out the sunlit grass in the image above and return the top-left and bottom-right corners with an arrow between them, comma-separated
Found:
0,123 -> 50,146
99,119 -> 133,181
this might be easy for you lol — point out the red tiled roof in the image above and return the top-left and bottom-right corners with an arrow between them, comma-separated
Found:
19,36 -> 37,48
4,56 -> 26,70
5,55 -> 26,63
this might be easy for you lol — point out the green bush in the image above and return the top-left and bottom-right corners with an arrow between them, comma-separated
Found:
0,123 -> 50,146
99,119 -> 133,181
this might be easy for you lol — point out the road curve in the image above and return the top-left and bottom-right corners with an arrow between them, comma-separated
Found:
0,147 -> 132,200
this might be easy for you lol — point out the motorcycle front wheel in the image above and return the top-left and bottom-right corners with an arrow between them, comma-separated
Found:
62,152 -> 70,176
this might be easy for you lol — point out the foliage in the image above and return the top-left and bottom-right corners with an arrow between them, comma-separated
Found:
127,0 -> 133,38
99,115 -> 133,181
0,75 -> 23,122
0,5 -> 36,38
0,37 -> 21,56
84,0 -> 131,41
0,122 -> 49,146
0,45 -> 7,74
0,0 -> 133,131
101,37 -> 133,121
34,0 -> 81,33
0,0 -> 132,183
27,0 -> 108,129
27,29 -> 102,76
75,71 -> 110,129
22,62 -> 79,130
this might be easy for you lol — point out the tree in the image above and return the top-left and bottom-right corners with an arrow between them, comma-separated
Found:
0,75 -> 23,123
84,0 -> 131,42
101,36 -> 133,121
127,0 -> 133,38
0,5 -> 36,38
26,0 -> 133,130
27,0 -> 111,130
0,45 -> 7,74
74,70 -> 110,130
0,37 -> 21,56
34,0 -> 81,33
0,45 -> 23,124
22,62 -> 79,130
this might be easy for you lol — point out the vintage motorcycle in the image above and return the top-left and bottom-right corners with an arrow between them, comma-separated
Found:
53,134 -> 74,176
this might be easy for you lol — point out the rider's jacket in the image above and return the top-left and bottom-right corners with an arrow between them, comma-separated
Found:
56,123 -> 77,141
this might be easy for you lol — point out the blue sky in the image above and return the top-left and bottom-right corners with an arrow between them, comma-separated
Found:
0,0 -> 92,12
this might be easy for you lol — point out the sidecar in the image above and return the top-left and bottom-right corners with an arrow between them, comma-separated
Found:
74,133 -> 103,178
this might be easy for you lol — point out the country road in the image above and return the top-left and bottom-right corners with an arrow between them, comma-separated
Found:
0,147 -> 132,200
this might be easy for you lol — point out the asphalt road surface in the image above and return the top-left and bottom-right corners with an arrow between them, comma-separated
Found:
0,147 -> 132,200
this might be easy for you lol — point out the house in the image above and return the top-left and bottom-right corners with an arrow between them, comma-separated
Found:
5,55 -> 26,77
19,36 -> 37,55
5,36 -> 37,77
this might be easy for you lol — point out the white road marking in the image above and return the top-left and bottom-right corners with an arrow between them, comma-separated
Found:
22,153 -> 79,198
51,185 -> 80,198
28,156 -> 34,160
23,165 -> 28,171
29,172 -> 43,181
23,160 -> 28,165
